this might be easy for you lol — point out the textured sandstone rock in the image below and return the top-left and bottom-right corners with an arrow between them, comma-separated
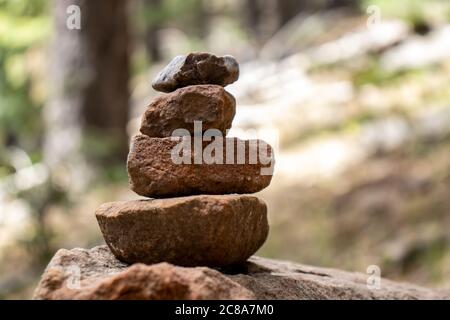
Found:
95,195 -> 269,267
127,134 -> 274,198
33,246 -> 450,300
33,246 -> 254,300
140,85 -> 236,137
152,53 -> 239,92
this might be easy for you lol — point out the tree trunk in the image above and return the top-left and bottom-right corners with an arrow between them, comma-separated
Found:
243,0 -> 262,43
44,0 -> 130,185
242,0 -> 279,45
328,0 -> 357,9
276,0 -> 306,28
143,0 -> 163,62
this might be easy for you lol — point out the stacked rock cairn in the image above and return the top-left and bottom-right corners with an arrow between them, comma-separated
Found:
96,52 -> 275,268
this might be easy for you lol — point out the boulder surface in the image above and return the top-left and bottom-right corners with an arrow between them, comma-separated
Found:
33,246 -> 450,300
33,246 -> 254,300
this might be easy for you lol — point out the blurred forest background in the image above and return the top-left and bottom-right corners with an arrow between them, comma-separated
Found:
1,0 -> 450,298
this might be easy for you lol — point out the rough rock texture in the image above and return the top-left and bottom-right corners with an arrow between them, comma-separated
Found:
33,246 -> 450,300
33,246 -> 255,300
127,134 -> 274,198
152,53 -> 239,92
95,195 -> 269,267
140,85 -> 236,137
229,257 -> 450,300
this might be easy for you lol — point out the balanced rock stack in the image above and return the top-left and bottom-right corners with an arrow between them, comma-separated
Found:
33,53 -> 450,301
96,52 -> 275,268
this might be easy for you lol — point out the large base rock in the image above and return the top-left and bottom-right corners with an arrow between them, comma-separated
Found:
96,195 -> 269,267
33,246 -> 254,300
33,246 -> 450,300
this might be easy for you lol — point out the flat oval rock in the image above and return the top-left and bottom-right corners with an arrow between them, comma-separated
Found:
95,195 -> 269,267
140,85 -> 236,137
127,134 -> 274,198
152,52 -> 239,92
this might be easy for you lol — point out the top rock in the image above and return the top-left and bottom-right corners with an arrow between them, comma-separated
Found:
152,53 -> 239,92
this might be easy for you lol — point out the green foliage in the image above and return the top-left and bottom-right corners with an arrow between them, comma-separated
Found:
143,0 -> 202,25
0,0 -> 50,152
141,0 -> 208,37
352,57 -> 423,88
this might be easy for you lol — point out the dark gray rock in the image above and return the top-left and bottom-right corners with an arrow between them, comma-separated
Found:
152,53 -> 239,92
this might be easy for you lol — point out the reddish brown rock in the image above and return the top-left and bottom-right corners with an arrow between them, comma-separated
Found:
140,85 -> 236,138
95,195 -> 269,267
33,246 -> 255,300
127,134 -> 274,198
152,53 -> 239,92
33,246 -> 450,300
